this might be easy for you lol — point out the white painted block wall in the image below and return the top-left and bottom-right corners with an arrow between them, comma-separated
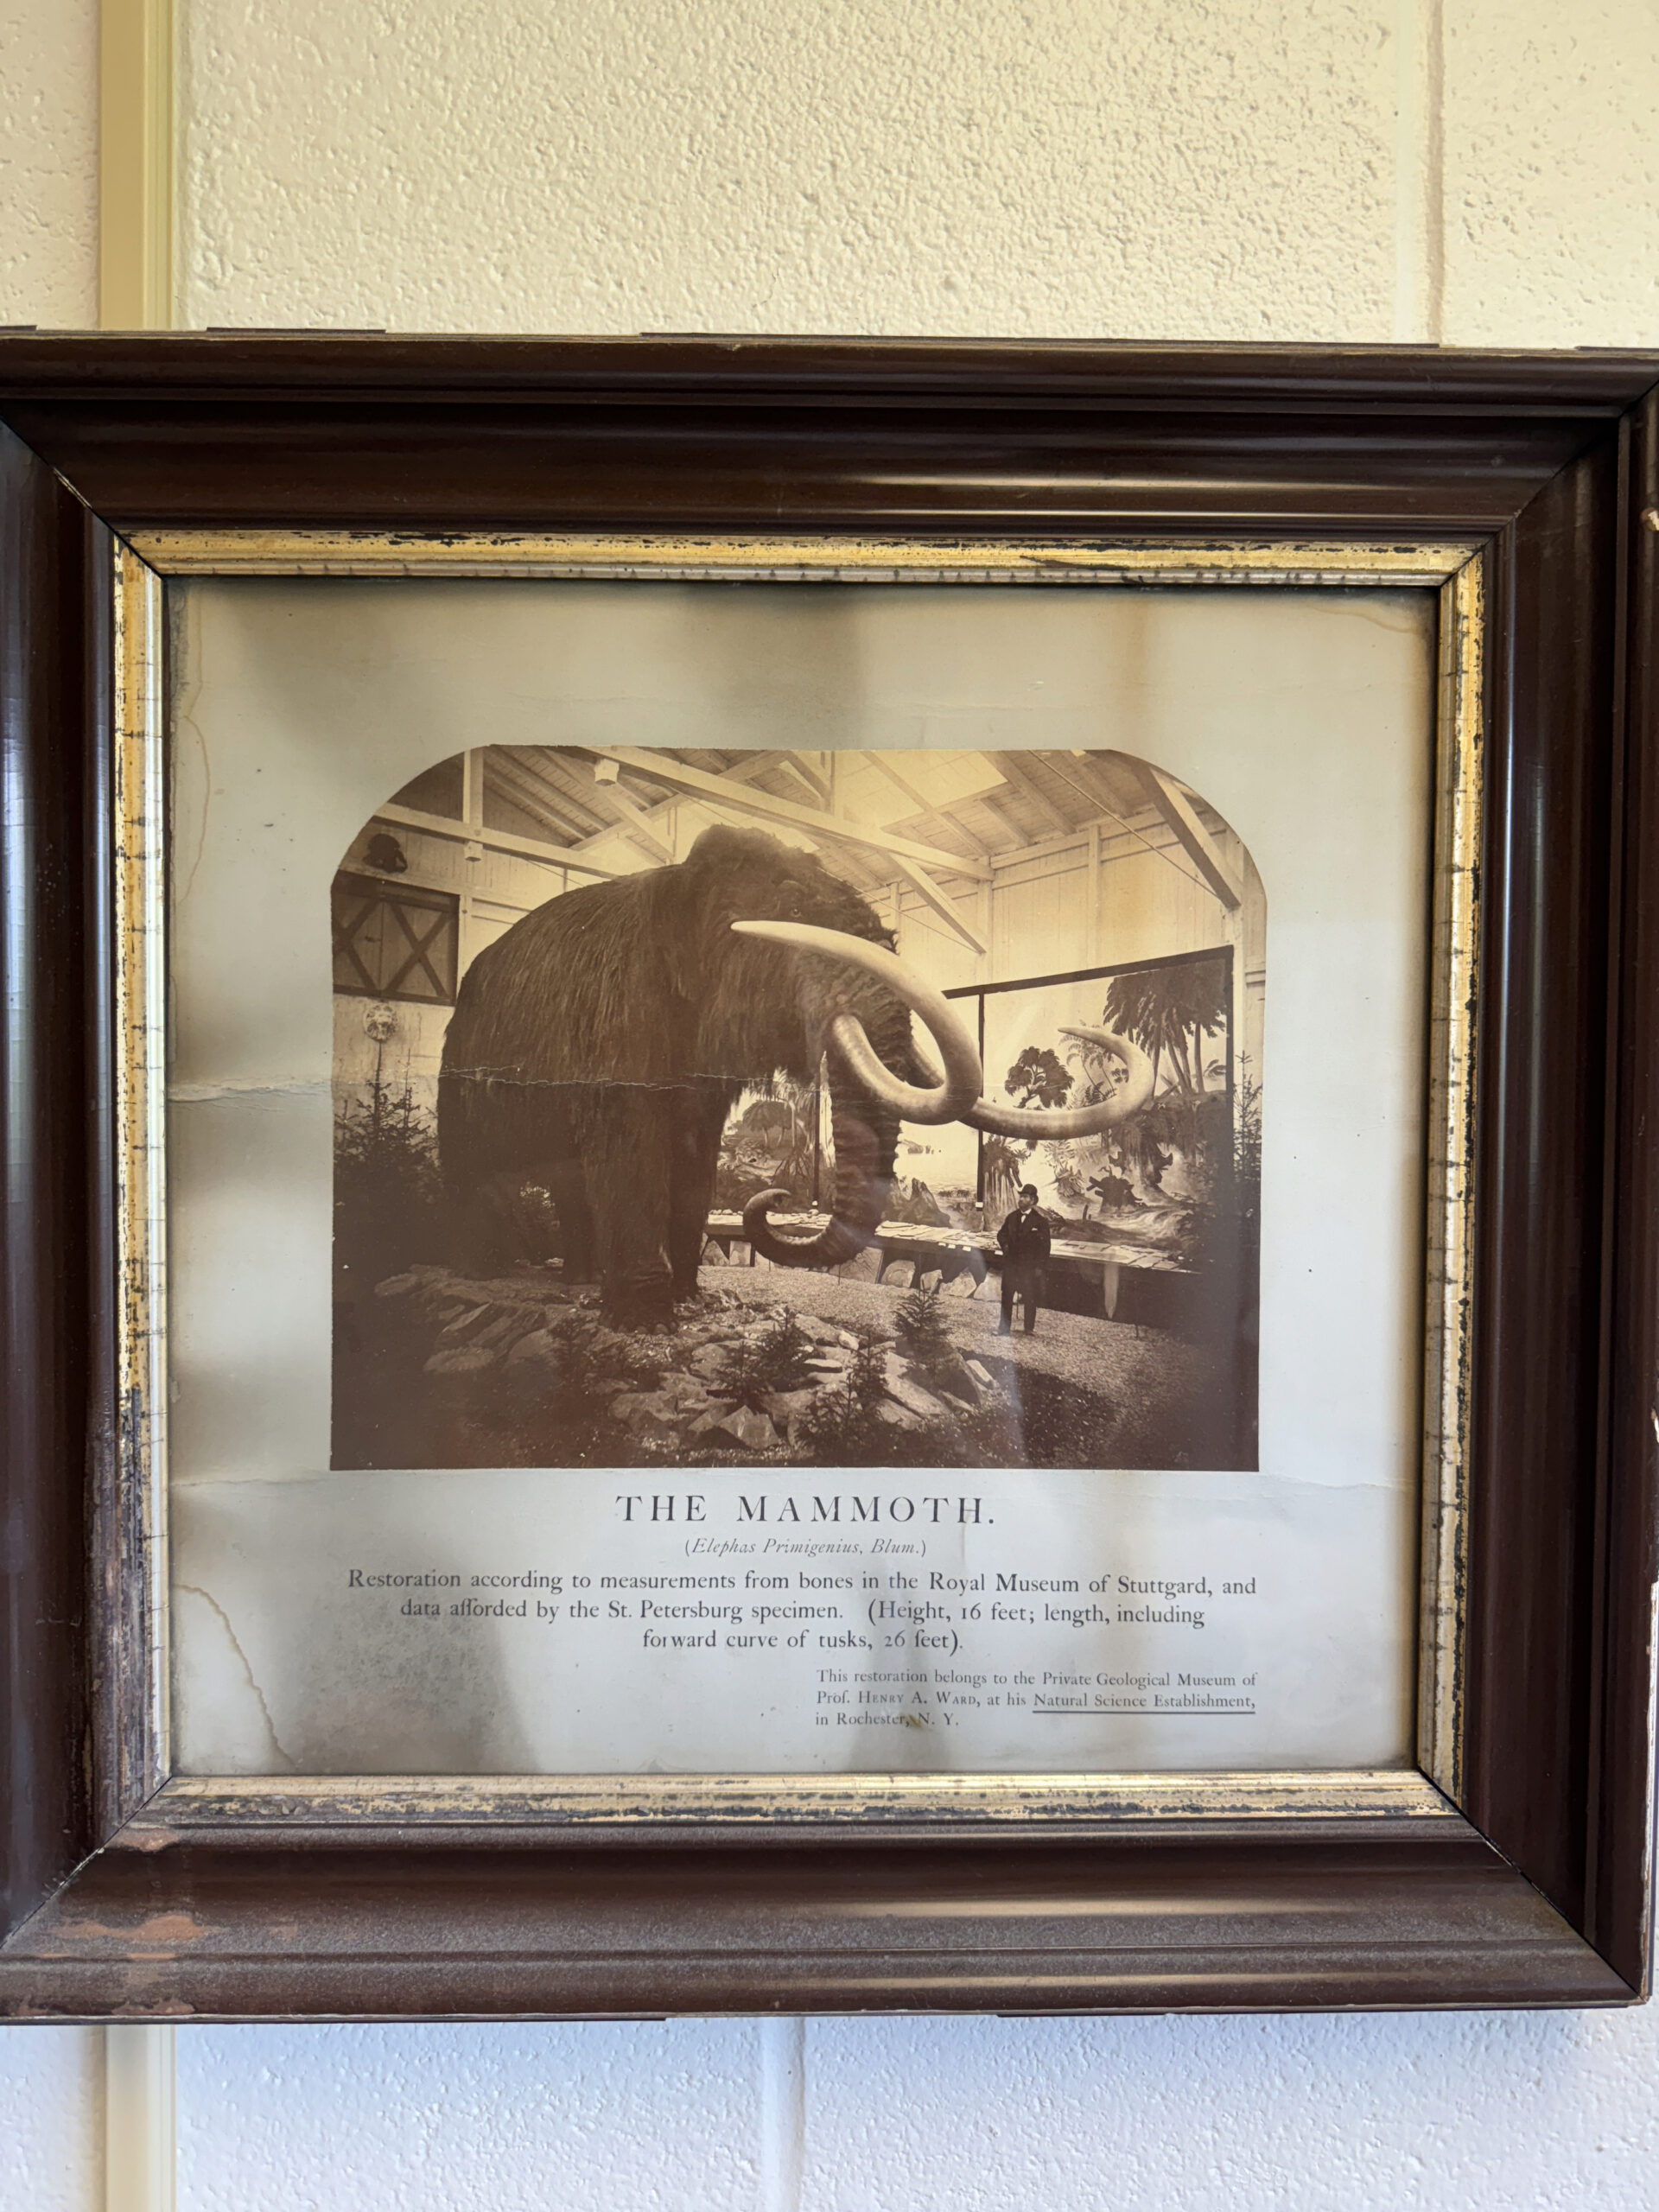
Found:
4,2 -> 1659,2204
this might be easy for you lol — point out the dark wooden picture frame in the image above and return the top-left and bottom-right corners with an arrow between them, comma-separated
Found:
2,337 -> 1656,2018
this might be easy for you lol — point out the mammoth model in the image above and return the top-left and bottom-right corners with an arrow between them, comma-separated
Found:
437,823 -> 1154,1326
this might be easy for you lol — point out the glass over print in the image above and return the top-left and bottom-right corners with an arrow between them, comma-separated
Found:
162,572 -> 1435,1778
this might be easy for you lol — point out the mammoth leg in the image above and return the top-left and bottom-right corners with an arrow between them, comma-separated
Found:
669,1087 -> 734,1300
441,1070 -> 578,1281
445,1179 -> 518,1279
546,1158 -> 596,1284
577,1089 -> 677,1329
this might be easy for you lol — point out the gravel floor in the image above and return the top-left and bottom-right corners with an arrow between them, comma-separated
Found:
716,1263 -> 1234,1468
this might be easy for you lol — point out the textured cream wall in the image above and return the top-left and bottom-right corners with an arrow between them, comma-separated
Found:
1443,2 -> 1659,344
170,0 -> 1659,346
176,0 -> 1405,338
0,0 -> 97,322
6,2 -> 1659,2207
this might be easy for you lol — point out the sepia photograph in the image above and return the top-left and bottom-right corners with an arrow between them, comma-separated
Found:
163,571 -> 1430,1779
328,744 -> 1264,1474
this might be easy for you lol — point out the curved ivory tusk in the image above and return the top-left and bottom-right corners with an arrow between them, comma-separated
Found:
741,1185 -> 874,1268
729,918 -> 982,1123
967,1026 -> 1156,1138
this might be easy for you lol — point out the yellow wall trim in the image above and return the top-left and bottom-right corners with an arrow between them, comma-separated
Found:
99,0 -> 174,329
105,2024 -> 175,2212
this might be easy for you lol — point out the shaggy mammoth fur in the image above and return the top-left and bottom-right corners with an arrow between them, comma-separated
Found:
437,824 -> 912,1327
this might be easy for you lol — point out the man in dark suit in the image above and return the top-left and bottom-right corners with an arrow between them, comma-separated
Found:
997,1183 -> 1051,1336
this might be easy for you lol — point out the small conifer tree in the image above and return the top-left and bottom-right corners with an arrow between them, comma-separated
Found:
893,1281 -> 956,1381
798,1327 -> 892,1459
715,1309 -> 817,1409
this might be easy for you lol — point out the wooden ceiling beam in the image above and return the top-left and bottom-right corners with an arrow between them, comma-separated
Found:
992,751 -> 1073,836
580,744 -> 991,880
859,750 -> 995,861
492,747 -> 611,838
486,752 -> 602,844
373,803 -> 623,878
976,787 -> 1027,848
708,748 -> 834,805
1041,753 -> 1128,825
892,856 -> 988,954
604,774 -> 679,864
779,752 -> 833,804
1128,761 -> 1244,910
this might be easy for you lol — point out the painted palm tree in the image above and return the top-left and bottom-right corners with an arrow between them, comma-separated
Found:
1103,957 -> 1229,1097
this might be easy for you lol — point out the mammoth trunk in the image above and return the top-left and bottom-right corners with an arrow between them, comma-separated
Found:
743,1052 -> 901,1269
824,1056 -> 902,1250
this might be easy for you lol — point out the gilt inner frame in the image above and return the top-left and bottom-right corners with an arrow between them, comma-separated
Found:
108,530 -> 1484,1834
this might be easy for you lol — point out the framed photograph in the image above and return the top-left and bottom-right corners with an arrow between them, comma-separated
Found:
1,339 -> 1655,2018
